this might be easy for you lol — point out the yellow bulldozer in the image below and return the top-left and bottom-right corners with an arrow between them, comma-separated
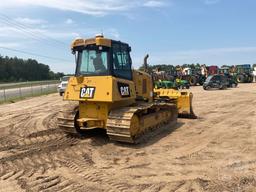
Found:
58,35 -> 195,143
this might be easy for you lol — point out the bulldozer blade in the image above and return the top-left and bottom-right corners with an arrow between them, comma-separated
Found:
178,110 -> 197,119
177,92 -> 197,119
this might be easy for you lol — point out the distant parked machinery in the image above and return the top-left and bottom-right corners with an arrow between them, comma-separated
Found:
175,79 -> 190,89
145,57 -> 196,118
219,66 -> 237,88
152,67 -> 173,81
152,67 -> 189,89
143,63 -> 255,85
234,64 -> 254,83
177,65 -> 207,86
219,66 -> 231,75
164,65 -> 177,82
154,80 -> 176,89
206,65 -> 219,76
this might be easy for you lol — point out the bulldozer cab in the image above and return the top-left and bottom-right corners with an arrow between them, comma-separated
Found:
69,36 -> 153,102
73,38 -> 133,81
62,36 -> 138,103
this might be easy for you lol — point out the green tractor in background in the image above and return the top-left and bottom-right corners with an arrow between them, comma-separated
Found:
175,78 -> 190,89
234,64 -> 254,83
154,80 -> 177,89
154,79 -> 190,90
176,65 -> 207,86
151,64 -> 190,90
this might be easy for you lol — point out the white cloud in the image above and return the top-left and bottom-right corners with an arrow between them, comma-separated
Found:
65,18 -> 74,24
15,17 -> 47,25
144,0 -> 166,7
0,0 -> 167,15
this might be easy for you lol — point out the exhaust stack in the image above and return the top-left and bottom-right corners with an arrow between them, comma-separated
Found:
144,54 -> 149,72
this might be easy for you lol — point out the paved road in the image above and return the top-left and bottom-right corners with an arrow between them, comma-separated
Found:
0,84 -> 58,101
0,80 -> 59,89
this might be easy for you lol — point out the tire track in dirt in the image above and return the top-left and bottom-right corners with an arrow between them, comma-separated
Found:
0,168 -> 76,192
0,139 -> 88,192
0,129 -> 64,152
0,136 -> 79,164
58,153 -> 133,192
160,97 -> 255,159
171,101 -> 256,171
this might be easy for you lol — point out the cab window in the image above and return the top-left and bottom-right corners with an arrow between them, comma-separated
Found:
76,45 -> 109,76
112,43 -> 132,80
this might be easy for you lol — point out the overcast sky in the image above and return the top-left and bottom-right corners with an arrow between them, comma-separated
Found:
0,0 -> 255,73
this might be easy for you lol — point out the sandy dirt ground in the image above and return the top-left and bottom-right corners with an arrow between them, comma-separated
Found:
0,83 -> 255,192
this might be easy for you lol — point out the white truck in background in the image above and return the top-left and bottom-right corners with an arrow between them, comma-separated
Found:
57,76 -> 70,96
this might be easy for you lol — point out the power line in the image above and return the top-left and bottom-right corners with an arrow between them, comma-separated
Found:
0,13 -> 74,63
0,18 -> 59,48
0,46 -> 72,62
0,13 -> 68,48
0,17 -> 66,49
0,13 -> 67,46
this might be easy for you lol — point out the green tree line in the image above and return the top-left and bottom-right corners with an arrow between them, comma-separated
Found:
0,55 -> 64,82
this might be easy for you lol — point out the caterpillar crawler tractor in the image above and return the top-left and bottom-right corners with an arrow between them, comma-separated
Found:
58,35 -> 195,143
